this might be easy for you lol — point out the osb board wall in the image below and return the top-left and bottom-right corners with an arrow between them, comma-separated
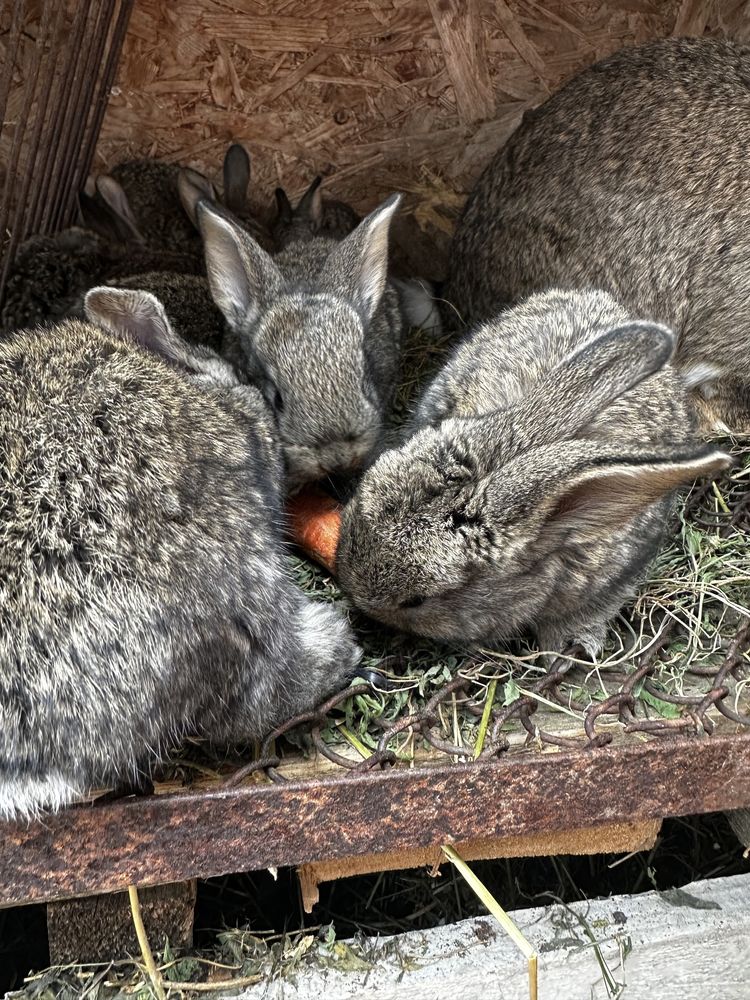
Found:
95,0 -> 750,276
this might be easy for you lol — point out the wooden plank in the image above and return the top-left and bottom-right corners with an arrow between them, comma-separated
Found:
1,734 -> 749,908
297,818 -> 661,911
235,873 -> 750,1000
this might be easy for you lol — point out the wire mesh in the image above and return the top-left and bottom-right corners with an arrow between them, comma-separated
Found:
0,0 -> 134,305
220,450 -> 750,788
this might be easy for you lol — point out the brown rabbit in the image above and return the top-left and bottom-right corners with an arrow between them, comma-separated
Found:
445,37 -> 750,434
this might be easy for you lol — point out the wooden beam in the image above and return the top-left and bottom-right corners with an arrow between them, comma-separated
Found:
1,734 -> 749,908
297,819 -> 661,912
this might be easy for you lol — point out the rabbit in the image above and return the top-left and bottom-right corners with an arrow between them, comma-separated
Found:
444,37 -> 750,435
178,143 -> 274,252
272,175 -> 361,249
101,272 -> 226,352
337,288 -> 730,656
1,227 -> 112,334
0,286 -> 360,821
100,158 -> 205,262
194,192 -> 408,490
1,185 -> 204,336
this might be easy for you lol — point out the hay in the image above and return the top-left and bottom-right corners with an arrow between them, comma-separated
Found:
93,0 -> 745,278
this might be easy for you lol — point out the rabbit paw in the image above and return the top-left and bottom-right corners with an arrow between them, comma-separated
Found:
536,620 -> 609,661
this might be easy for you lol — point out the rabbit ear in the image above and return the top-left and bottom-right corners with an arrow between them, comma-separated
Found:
95,176 -> 145,243
223,143 -> 250,215
492,321 -> 679,456
543,445 -> 731,537
198,201 -> 282,329
77,191 -> 119,241
296,176 -> 323,226
274,187 -> 293,224
178,168 -> 218,228
320,193 -> 401,323
84,286 -> 193,367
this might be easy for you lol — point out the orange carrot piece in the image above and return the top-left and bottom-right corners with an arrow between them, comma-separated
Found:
287,487 -> 342,574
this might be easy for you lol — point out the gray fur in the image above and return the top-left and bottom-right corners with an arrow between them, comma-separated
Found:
1,230 -> 202,336
2,182 -> 203,336
105,159 -> 204,263
199,194 -> 404,489
338,289 -> 730,654
444,37 -> 750,434
272,177 -> 362,249
0,290 -> 359,820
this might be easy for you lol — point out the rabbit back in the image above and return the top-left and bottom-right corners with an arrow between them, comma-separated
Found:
446,37 -> 750,428
0,316 -> 357,818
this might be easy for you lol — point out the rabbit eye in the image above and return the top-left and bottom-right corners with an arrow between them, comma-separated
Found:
273,388 -> 284,412
399,595 -> 425,610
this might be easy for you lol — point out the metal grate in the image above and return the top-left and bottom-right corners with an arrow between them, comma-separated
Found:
0,0 -> 134,305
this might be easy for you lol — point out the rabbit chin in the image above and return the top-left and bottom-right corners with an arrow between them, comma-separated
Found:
283,434 -> 379,489
371,593 -> 535,646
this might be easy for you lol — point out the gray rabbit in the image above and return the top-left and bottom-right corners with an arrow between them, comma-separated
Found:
1,183 -> 202,335
272,176 -> 361,248
100,158 -> 205,262
445,37 -> 750,434
337,289 -> 730,655
196,193 -> 408,489
0,287 -> 359,821
178,144 -> 274,251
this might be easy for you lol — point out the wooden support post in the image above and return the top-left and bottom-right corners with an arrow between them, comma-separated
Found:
46,880 -> 196,965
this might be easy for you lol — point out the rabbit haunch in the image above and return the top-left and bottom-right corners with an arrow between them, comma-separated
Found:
445,36 -> 750,435
0,290 -> 359,821
338,290 -> 730,655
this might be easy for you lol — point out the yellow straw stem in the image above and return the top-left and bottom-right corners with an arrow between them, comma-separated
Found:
337,722 -> 372,759
441,844 -> 538,1000
128,884 -> 166,1000
474,678 -> 497,758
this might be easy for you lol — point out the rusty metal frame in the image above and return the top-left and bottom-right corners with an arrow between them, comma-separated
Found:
1,732 -> 749,907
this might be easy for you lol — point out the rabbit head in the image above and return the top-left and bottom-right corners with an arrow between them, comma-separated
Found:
101,159 -> 204,253
178,145 -> 274,251
272,176 -> 361,248
83,174 -> 204,276
198,193 -> 402,489
338,317 -> 731,653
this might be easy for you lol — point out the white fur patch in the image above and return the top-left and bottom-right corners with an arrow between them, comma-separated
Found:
682,361 -> 723,395
394,277 -> 443,334
0,772 -> 81,823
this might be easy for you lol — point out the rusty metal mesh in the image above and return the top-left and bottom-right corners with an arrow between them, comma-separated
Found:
0,0 -> 133,303
218,443 -> 750,789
